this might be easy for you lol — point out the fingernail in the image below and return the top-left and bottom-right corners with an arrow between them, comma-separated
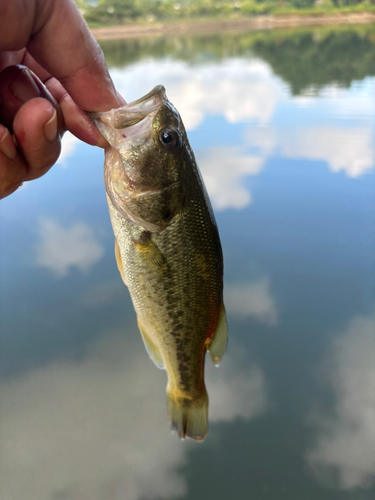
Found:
10,67 -> 41,104
0,127 -> 17,159
43,109 -> 57,141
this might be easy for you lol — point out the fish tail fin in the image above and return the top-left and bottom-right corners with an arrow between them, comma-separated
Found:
167,389 -> 208,441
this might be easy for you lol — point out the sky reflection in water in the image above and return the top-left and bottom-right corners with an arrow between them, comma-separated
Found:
0,28 -> 374,500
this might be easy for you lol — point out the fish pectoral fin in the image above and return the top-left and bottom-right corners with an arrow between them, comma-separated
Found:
114,238 -> 127,285
137,319 -> 165,369
208,304 -> 228,366
132,231 -> 168,273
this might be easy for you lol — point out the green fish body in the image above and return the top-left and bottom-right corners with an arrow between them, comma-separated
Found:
91,86 -> 227,440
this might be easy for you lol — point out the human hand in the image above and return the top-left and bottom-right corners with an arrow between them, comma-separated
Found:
0,0 -> 125,199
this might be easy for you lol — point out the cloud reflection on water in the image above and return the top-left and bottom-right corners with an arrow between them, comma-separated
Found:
0,330 -> 268,500
277,127 -> 373,178
245,124 -> 374,179
196,146 -> 263,211
110,59 -> 285,131
306,312 -> 375,489
225,277 -> 279,326
35,217 -> 104,277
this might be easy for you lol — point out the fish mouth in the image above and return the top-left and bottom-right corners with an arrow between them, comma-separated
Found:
113,85 -> 167,128
89,85 -> 167,144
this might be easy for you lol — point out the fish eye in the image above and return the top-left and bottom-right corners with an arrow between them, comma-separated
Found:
159,127 -> 179,150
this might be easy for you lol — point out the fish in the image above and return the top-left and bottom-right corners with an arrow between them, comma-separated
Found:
90,85 -> 227,440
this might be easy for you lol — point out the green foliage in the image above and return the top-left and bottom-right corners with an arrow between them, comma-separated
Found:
251,28 -> 375,93
74,0 -> 375,25
84,0 -> 144,23
98,26 -> 375,94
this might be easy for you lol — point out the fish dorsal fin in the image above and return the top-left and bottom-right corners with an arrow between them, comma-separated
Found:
114,238 -> 127,285
137,318 -> 165,369
208,304 -> 228,366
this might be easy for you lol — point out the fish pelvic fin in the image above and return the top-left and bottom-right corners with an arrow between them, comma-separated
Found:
167,390 -> 208,441
208,303 -> 228,366
137,319 -> 165,369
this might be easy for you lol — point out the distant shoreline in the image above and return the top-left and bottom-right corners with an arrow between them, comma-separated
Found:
90,12 -> 375,40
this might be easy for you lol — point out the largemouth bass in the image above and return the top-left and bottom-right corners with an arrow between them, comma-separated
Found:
91,86 -> 227,440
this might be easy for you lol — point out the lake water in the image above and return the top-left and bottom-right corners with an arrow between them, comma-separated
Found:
1,26 -> 374,500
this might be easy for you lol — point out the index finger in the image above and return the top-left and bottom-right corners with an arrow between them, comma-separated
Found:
27,0 -> 124,112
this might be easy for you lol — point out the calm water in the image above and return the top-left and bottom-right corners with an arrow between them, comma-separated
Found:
1,27 -> 375,500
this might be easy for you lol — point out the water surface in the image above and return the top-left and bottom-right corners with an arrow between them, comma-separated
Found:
1,26 -> 374,500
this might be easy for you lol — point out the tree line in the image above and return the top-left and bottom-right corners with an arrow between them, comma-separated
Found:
98,26 -> 375,93
74,0 -> 375,26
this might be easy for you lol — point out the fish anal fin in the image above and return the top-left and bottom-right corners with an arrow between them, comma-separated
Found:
114,238 -> 127,285
167,390 -> 208,441
208,304 -> 228,366
137,319 -> 165,369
